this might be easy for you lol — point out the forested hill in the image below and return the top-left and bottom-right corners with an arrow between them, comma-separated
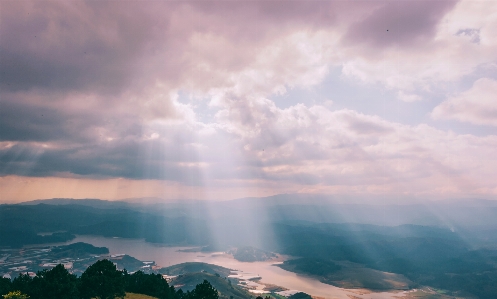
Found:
0,203 -> 210,247
270,221 -> 497,299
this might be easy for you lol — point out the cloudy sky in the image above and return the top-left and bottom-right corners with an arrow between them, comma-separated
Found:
1,0 -> 496,203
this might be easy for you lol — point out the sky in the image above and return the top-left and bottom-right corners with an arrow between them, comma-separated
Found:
1,0 -> 496,203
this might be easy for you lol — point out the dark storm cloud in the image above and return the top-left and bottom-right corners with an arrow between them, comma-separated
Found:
0,137 -> 204,184
0,101 -> 67,142
0,0 -> 350,94
0,1 -> 174,93
0,99 -> 105,142
344,0 -> 458,48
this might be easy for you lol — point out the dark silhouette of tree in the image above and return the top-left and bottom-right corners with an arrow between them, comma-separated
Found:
0,277 -> 11,295
79,259 -> 125,299
11,274 -> 32,296
176,288 -> 185,299
125,270 -> 175,299
30,264 -> 79,299
185,280 -> 219,299
287,292 -> 312,299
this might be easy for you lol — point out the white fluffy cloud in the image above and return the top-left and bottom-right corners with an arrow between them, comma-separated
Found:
208,95 -> 497,197
340,0 -> 497,101
432,78 -> 497,126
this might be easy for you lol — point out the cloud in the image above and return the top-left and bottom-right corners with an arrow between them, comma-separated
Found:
344,0 -> 458,48
0,1 -> 170,93
1,0 -> 497,201
209,96 -> 497,197
397,91 -> 423,102
2,93 -> 497,199
341,0 -> 497,98
432,78 -> 497,126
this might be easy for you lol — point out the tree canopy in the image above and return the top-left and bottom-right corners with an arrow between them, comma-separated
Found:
3,291 -> 29,299
0,260 -> 220,299
80,259 -> 126,299
184,280 -> 219,299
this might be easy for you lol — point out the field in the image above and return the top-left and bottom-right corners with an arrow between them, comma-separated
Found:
124,293 -> 158,299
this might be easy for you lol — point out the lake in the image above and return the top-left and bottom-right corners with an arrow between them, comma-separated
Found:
46,235 -> 408,299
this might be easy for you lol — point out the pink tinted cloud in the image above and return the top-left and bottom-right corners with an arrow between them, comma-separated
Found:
344,0 -> 458,48
432,78 -> 497,126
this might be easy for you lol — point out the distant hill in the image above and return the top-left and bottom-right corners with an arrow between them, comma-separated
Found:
277,258 -> 413,290
171,272 -> 252,299
159,262 -> 232,277
0,203 -> 210,248
228,246 -> 277,262
18,196 -> 497,228
51,242 -> 109,257
19,198 -> 134,209
287,293 -> 312,299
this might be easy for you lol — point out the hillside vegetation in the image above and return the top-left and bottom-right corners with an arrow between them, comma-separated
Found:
159,262 -> 232,277
228,246 -> 277,262
0,260 -> 220,299
172,272 -> 252,299
125,293 -> 159,299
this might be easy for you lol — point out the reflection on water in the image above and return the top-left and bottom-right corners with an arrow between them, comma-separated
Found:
41,236 -> 406,299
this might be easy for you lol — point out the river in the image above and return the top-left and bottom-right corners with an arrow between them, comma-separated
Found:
44,235 -> 408,299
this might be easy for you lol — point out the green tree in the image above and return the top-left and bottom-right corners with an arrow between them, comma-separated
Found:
11,274 -> 32,296
2,291 -> 29,299
31,264 -> 79,299
288,293 -> 312,299
187,280 -> 218,299
125,271 -> 175,299
0,277 -> 11,296
79,259 -> 125,299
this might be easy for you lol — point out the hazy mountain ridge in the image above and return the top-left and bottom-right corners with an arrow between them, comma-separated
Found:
0,203 -> 210,248
19,196 -> 497,228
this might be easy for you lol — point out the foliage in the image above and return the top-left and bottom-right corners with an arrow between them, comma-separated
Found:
125,271 -> 175,299
0,278 -> 11,296
159,262 -> 231,277
171,272 -> 249,299
182,280 -> 219,299
287,293 -> 312,299
30,264 -> 79,299
229,247 -> 276,262
80,259 -> 125,299
0,261 -> 223,299
2,291 -> 29,299
11,274 -> 32,296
